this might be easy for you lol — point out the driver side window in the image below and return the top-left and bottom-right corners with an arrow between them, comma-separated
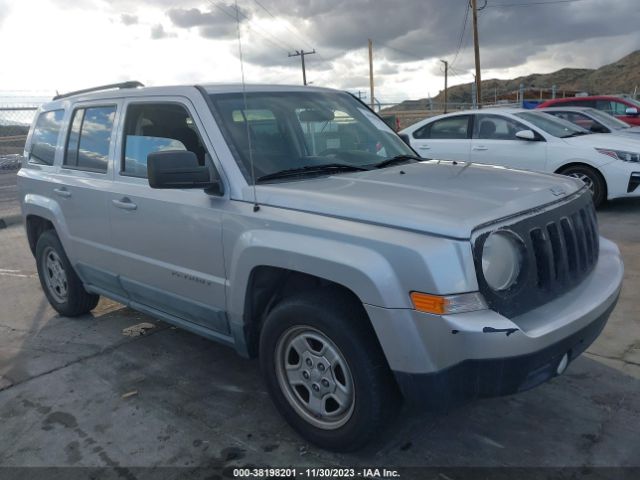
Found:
121,103 -> 207,178
473,115 -> 528,140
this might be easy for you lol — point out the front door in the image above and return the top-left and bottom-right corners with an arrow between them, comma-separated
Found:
107,98 -> 229,334
469,114 -> 547,172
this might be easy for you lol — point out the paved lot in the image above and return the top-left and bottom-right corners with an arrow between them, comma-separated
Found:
0,168 -> 639,477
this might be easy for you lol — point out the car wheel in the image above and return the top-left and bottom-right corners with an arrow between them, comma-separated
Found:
35,230 -> 99,316
259,288 -> 399,452
561,165 -> 606,208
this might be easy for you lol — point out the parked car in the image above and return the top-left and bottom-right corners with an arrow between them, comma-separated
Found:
537,95 -> 640,126
18,83 -> 623,451
400,108 -> 640,207
540,106 -> 640,138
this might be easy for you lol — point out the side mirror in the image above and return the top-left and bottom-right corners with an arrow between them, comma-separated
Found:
625,107 -> 639,116
515,129 -> 537,141
147,150 -> 222,194
590,123 -> 609,133
398,133 -> 411,146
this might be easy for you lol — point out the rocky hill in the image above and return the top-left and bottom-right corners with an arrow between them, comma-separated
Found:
391,50 -> 640,109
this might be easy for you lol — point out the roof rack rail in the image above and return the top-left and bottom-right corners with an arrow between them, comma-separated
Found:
53,81 -> 144,100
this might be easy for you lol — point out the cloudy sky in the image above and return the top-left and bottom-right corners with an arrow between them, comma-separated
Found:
0,0 -> 638,103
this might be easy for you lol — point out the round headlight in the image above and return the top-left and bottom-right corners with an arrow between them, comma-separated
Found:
481,231 -> 522,291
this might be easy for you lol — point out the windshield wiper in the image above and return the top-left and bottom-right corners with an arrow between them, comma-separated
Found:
256,163 -> 369,183
372,154 -> 422,169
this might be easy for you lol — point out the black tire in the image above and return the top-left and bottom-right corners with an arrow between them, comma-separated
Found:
259,288 -> 399,452
560,164 -> 606,208
35,230 -> 99,317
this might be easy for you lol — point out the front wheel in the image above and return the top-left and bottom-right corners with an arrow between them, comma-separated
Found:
561,165 -> 606,208
259,289 -> 399,452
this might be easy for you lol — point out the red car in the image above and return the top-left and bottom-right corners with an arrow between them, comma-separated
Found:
537,95 -> 640,126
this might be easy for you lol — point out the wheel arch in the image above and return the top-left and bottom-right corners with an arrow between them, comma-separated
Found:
26,215 -> 55,256
240,266 -> 380,359
555,162 -> 608,198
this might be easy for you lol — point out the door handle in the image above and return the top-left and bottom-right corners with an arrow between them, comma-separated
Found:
53,187 -> 71,198
418,145 -> 431,150
112,198 -> 137,211
472,146 -> 488,151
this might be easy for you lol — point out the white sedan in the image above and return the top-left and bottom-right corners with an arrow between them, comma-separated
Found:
400,108 -> 640,207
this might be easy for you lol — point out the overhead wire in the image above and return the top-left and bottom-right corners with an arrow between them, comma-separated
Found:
206,0 -> 294,55
449,0 -> 471,68
485,0 -> 588,8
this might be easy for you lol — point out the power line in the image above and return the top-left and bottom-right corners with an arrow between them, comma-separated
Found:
206,0 -> 293,54
251,0 -> 315,51
249,0 -> 329,83
375,41 -> 426,62
450,1 -> 471,68
485,0 -> 587,8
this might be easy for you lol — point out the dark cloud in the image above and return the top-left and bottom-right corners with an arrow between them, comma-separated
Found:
120,13 -> 138,25
179,0 -> 638,73
150,24 -> 175,39
167,4 -> 250,39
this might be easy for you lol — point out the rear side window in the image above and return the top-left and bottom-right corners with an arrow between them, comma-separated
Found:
64,106 -> 116,173
414,116 -> 469,140
122,103 -> 206,178
30,110 -> 65,165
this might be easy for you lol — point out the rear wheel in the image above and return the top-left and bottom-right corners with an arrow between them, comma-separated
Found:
560,165 -> 606,208
35,230 -> 99,316
259,289 -> 399,452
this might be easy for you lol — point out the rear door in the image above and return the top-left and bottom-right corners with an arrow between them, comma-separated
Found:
107,97 -> 229,334
410,115 -> 471,161
52,101 -> 123,292
469,113 -> 548,171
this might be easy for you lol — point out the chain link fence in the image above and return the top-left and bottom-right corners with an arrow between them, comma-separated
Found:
0,107 -> 37,154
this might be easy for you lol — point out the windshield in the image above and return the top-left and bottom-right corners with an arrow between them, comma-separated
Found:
515,111 -> 589,138
209,90 -> 415,183
626,97 -> 640,108
586,108 -> 632,129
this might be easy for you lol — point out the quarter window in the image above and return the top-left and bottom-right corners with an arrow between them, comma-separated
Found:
30,110 -> 65,165
414,116 -> 469,140
64,106 -> 116,172
122,103 -> 206,178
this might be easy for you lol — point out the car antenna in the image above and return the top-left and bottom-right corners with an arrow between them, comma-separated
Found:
234,0 -> 259,212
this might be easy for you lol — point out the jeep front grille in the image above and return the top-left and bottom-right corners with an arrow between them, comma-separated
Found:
473,191 -> 599,318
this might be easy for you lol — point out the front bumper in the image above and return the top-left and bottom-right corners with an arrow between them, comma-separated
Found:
600,160 -> 640,199
364,237 -> 623,404
394,298 -> 617,405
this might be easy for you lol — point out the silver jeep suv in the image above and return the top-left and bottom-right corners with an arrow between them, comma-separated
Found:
18,82 -> 623,451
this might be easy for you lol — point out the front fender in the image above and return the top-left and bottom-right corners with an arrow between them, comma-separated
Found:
227,229 -> 406,321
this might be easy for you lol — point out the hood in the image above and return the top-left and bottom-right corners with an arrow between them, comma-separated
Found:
251,161 -> 583,239
562,132 -> 640,151
614,126 -> 640,138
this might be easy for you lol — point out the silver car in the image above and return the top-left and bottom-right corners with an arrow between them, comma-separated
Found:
17,82 -> 624,451
540,106 -> 640,138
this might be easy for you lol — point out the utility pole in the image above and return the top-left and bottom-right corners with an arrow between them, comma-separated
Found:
471,0 -> 482,108
288,49 -> 316,86
368,39 -> 375,110
440,59 -> 448,113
